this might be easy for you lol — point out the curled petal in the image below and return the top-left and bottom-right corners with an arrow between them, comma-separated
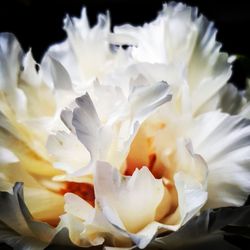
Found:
0,183 -> 54,249
114,2 -> 231,116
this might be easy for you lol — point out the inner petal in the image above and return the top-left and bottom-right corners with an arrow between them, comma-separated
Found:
124,121 -> 179,222
124,123 -> 169,180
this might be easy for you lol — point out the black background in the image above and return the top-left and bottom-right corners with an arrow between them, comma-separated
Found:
1,0 -> 250,58
1,0 -> 250,88
0,0 -> 250,87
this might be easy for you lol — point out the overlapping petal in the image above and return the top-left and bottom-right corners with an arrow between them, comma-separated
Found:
48,80 -> 171,179
188,111 -> 250,208
113,2 -> 232,116
44,8 -> 130,89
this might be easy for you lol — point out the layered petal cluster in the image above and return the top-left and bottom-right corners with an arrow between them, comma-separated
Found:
0,2 -> 250,250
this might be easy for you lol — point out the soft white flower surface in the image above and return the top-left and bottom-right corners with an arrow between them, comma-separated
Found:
0,2 -> 250,250
43,8 -> 131,90
113,2 -> 232,116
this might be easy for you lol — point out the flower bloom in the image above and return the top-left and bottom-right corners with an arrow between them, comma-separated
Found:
0,2 -> 250,250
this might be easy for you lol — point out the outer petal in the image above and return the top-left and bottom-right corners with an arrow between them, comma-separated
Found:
19,51 -> 56,118
0,111 -> 60,177
0,183 -> 54,249
188,111 -> 250,208
114,2 -> 232,116
148,205 -> 250,250
218,83 -> 245,115
0,183 -> 84,249
44,8 -> 128,89
41,55 -> 72,91
0,33 -> 23,90
0,33 -> 56,120
56,213 -> 87,247
0,163 -> 64,224
173,172 -> 207,225
63,193 -> 132,247
218,81 -> 250,119
0,33 -> 27,118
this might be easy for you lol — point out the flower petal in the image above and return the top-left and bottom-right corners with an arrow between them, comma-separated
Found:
114,2 -> 231,116
47,131 -> 90,175
188,111 -> 250,208
173,172 -> 208,225
0,183 -> 54,249
63,193 -> 131,247
0,111 -> 60,177
56,214 -> 87,247
72,92 -> 111,163
64,193 -> 94,221
41,55 -> 72,90
94,161 -> 165,234
44,8 -> 118,87
0,147 -> 18,164
0,221 -> 48,250
0,164 -> 64,223
0,32 -> 23,90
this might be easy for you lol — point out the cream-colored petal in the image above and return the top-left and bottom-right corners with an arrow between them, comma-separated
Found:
127,141 -> 208,248
24,187 -> 64,223
0,111 -> 60,177
0,33 -> 57,120
114,3 -> 231,116
63,193 -> 131,247
0,147 -> 18,164
173,172 -> 208,225
47,131 -> 90,175
64,193 -> 94,221
188,111 -> 250,208
20,49 -> 40,87
0,164 -> 64,223
56,213 -> 87,247
43,8 -> 123,89
94,162 -> 165,234
175,139 -> 208,186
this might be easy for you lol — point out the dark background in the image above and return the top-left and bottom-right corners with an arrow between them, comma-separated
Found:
1,0 -> 250,58
0,0 -> 250,87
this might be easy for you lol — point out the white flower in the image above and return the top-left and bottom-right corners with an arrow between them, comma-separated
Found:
0,2 -> 250,250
